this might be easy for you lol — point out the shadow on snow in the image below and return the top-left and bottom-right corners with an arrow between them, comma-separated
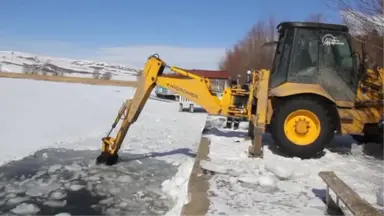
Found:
203,124 -> 383,160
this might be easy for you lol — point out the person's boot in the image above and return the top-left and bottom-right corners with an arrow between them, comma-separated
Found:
225,118 -> 233,129
233,119 -> 240,130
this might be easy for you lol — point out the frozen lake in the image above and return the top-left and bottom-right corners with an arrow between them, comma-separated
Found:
0,148 -> 177,215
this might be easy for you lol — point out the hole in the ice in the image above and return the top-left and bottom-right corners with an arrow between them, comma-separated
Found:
0,148 -> 178,215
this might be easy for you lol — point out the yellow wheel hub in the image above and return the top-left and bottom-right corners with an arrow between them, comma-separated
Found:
284,109 -> 321,146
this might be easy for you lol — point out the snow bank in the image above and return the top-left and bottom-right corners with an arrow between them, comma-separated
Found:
158,114 -> 207,216
203,116 -> 384,215
161,158 -> 195,216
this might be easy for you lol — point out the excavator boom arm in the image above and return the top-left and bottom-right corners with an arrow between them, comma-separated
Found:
96,54 -> 224,165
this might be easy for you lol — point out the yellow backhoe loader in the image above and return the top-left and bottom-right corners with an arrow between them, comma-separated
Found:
96,21 -> 383,166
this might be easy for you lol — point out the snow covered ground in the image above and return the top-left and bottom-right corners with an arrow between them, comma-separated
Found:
202,116 -> 384,216
0,51 -> 141,81
0,77 -> 207,215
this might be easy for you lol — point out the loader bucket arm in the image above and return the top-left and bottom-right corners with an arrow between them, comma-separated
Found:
96,54 -> 223,165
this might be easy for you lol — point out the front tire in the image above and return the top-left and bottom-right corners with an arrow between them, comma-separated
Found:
270,97 -> 335,158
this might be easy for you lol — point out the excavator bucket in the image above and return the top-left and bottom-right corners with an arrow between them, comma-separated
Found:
97,137 -> 118,165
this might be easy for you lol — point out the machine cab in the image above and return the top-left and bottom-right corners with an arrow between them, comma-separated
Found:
269,22 -> 358,102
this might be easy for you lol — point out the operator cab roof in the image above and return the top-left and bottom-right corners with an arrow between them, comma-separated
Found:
277,21 -> 349,32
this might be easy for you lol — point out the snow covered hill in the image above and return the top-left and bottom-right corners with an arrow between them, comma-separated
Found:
0,51 -> 142,81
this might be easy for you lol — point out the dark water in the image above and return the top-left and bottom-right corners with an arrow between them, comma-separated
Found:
0,148 -> 177,215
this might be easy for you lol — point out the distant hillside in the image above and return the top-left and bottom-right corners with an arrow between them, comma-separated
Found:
0,51 -> 143,81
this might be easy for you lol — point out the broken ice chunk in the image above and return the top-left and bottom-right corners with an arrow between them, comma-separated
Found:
25,188 -> 44,197
39,183 -> 62,194
99,171 -> 117,181
277,181 -> 304,194
7,196 -> 29,205
5,193 -> 17,199
5,185 -> 27,194
227,169 -> 242,177
238,175 -> 258,185
43,200 -> 67,207
11,203 -> 40,214
116,175 -> 132,183
55,213 -> 71,216
64,164 -> 82,172
265,161 -> 293,180
135,160 -> 142,164
105,207 -> 120,215
258,175 -> 276,188
108,186 -> 120,195
86,175 -> 100,181
48,164 -> 63,173
50,191 -> 67,200
136,190 -> 145,198
118,201 -> 128,207
69,184 -> 84,191
99,197 -> 114,205
86,182 -> 93,191
200,160 -> 228,174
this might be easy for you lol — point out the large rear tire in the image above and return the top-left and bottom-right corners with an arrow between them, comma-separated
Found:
270,97 -> 335,158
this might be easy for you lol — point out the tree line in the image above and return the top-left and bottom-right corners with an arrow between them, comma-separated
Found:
218,0 -> 383,82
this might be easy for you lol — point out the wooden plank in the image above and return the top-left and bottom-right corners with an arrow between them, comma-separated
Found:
0,72 -> 138,87
319,171 -> 382,216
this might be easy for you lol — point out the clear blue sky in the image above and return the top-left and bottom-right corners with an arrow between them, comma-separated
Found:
0,0 -> 341,49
